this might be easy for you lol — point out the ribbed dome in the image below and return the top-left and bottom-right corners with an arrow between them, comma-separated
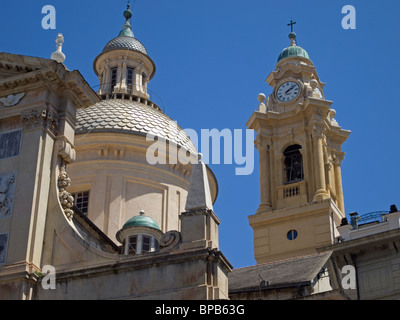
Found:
277,45 -> 310,63
122,214 -> 160,230
102,36 -> 148,56
76,99 -> 198,154
277,32 -> 311,64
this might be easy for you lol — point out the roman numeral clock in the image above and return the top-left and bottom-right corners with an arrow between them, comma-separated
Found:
276,80 -> 301,102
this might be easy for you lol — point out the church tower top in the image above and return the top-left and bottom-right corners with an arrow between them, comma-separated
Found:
92,3 -> 156,99
277,20 -> 311,65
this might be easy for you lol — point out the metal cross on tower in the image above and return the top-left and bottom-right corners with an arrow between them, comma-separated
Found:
288,19 -> 296,33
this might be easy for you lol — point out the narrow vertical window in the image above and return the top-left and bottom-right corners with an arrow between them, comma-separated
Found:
142,235 -> 151,253
127,67 -> 134,93
110,68 -> 118,91
128,235 -> 137,254
141,73 -> 146,88
283,145 -> 304,184
73,191 -> 90,215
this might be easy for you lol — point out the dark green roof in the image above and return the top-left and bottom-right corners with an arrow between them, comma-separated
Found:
277,45 -> 310,63
123,214 -> 160,230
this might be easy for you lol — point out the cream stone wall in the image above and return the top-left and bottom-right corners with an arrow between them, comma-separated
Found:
68,132 -> 218,241
321,228 -> 400,300
0,53 -> 100,299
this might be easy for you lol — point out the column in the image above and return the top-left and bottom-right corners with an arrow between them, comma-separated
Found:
103,60 -> 111,95
119,62 -> 127,93
333,154 -> 345,214
256,137 -> 272,212
312,125 -> 330,201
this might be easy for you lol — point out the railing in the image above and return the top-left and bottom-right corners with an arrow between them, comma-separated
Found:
283,185 -> 300,198
277,180 -> 305,200
358,211 -> 390,225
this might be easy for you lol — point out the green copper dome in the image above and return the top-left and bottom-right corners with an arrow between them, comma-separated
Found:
277,32 -> 311,63
122,211 -> 160,230
277,45 -> 310,63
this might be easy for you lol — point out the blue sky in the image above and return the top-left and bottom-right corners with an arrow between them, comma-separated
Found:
1,0 -> 400,269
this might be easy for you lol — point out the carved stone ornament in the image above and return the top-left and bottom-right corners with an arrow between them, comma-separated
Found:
58,166 -> 74,220
0,92 -> 25,107
0,173 -> 16,218
312,125 -> 325,138
159,230 -> 181,252
21,107 -> 58,134
254,137 -> 270,151
57,138 -> 76,163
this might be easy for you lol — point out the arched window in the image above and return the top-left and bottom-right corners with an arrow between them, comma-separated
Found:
283,145 -> 304,184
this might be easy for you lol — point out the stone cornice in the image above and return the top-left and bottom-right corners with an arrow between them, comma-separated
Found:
0,53 -> 99,108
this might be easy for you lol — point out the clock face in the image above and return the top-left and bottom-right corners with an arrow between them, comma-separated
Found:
276,81 -> 300,102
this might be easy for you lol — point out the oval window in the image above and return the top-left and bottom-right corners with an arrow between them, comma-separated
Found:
287,230 -> 298,241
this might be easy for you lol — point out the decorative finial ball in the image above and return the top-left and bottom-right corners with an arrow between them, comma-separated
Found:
124,7 -> 133,20
289,32 -> 297,40
139,209 -> 145,215
197,153 -> 203,161
257,93 -> 266,104
55,33 -> 64,44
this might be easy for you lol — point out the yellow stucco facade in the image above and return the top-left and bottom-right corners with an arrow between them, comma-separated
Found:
247,33 -> 350,264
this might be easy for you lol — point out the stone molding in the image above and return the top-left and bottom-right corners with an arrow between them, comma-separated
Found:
21,107 -> 58,134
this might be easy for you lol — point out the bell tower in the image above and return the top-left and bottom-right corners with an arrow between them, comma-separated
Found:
247,26 -> 351,264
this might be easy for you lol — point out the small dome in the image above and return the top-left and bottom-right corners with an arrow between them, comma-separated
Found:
102,36 -> 148,56
277,45 -> 310,63
122,211 -> 160,230
277,32 -> 311,63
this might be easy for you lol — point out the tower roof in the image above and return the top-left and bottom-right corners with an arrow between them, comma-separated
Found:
277,32 -> 311,64
93,3 -> 155,78
122,210 -> 160,230
102,36 -> 148,56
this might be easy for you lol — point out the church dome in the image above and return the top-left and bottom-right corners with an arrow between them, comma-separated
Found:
76,99 -> 197,154
122,211 -> 160,230
102,36 -> 148,56
277,45 -> 310,63
277,32 -> 311,63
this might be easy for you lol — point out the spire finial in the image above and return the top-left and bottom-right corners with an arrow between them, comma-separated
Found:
287,19 -> 297,46
51,33 -> 66,63
119,3 -> 134,37
124,1 -> 133,20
